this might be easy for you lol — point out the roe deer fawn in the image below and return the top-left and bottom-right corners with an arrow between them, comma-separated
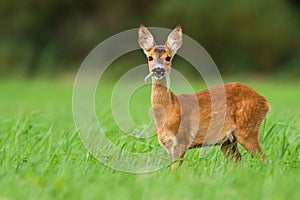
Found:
138,25 -> 270,167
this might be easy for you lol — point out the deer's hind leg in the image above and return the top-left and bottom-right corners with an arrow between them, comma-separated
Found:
234,130 -> 264,160
221,139 -> 241,162
234,117 -> 265,160
234,100 -> 268,161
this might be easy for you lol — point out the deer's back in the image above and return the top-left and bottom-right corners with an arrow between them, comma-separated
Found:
176,82 -> 270,146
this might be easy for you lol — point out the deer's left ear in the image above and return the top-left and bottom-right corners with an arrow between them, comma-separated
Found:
166,25 -> 182,55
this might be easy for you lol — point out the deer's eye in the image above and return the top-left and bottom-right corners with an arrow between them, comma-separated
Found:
148,56 -> 153,61
165,56 -> 171,62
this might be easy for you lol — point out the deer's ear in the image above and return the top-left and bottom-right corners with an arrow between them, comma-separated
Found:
138,25 -> 155,53
166,25 -> 182,55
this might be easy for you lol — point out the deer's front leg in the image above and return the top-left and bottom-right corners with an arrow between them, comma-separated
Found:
170,143 -> 187,168
158,133 -> 187,168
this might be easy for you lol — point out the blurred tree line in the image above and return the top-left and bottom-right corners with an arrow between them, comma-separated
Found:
0,0 -> 299,77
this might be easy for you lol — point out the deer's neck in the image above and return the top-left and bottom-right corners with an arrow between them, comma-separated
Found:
151,79 -> 173,107
151,78 -> 180,135
151,78 -> 175,133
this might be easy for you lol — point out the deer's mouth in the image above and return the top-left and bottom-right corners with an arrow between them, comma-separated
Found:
152,67 -> 165,80
144,69 -> 171,90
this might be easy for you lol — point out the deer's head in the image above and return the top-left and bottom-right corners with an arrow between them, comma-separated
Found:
138,25 -> 182,80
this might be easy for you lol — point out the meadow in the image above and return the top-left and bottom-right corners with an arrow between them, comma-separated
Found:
0,77 -> 299,200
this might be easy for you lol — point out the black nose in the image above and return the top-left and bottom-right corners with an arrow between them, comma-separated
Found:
152,67 -> 165,76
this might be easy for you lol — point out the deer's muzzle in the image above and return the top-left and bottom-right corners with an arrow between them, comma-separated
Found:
152,67 -> 165,80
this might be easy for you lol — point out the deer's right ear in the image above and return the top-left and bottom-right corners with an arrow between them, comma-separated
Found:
138,25 -> 155,54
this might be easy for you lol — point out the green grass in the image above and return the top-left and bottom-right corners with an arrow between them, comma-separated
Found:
0,78 -> 299,200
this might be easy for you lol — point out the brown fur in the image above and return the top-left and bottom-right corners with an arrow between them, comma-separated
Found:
152,81 -> 269,165
139,25 -> 270,167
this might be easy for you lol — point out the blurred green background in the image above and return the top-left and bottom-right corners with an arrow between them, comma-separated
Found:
1,2 -> 300,199
1,0 -> 300,78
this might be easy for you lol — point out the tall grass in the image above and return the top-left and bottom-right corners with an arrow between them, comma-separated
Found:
0,79 -> 299,199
